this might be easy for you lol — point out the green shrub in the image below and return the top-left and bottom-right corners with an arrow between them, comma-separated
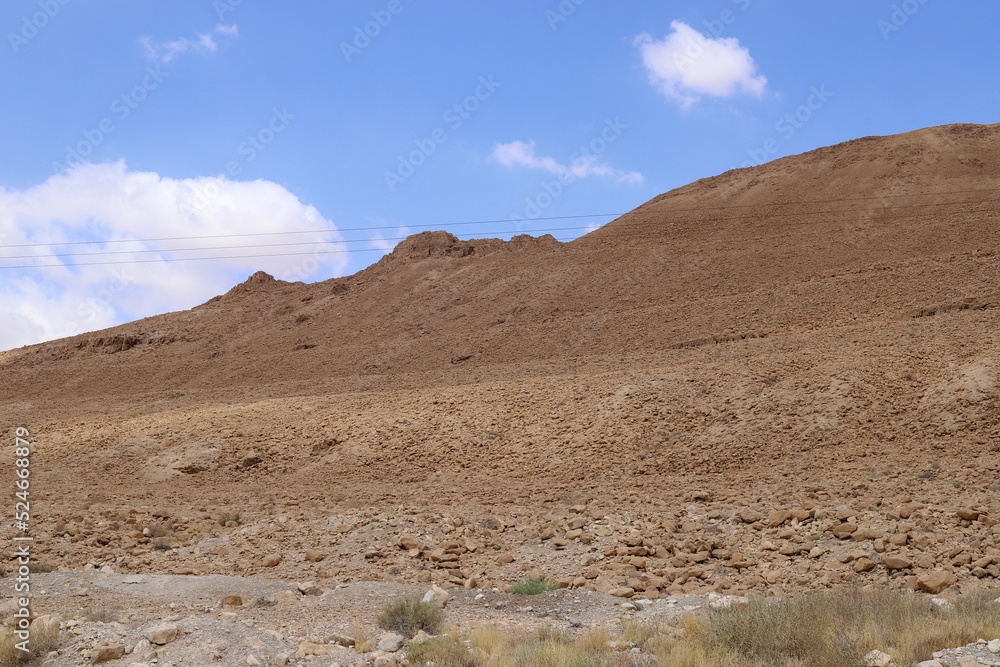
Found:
376,597 -> 444,638
510,575 -> 561,595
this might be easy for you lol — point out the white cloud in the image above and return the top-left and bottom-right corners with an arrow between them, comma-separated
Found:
0,161 -> 345,351
492,140 -> 643,184
140,24 -> 239,63
368,225 -> 411,254
635,20 -> 767,107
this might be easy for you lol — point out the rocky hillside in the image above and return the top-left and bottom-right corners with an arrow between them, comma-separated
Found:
2,123 -> 999,606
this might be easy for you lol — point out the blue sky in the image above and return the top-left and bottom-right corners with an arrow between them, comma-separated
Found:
1,0 -> 998,349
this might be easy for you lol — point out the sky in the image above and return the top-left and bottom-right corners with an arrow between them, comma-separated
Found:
1,1 -> 998,350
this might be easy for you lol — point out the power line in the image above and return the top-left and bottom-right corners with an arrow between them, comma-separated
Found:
0,186 -> 997,252
1,191 -> 997,270
1,196 -> 997,263
0,214 -> 619,250
2,200 -> 997,270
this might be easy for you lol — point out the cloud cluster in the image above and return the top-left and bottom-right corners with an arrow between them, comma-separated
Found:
635,20 -> 767,107
140,24 -> 240,63
492,140 -> 643,184
0,162 -> 345,351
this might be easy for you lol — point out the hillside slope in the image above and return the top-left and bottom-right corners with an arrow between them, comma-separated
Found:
3,123 -> 999,404
2,123 -> 998,600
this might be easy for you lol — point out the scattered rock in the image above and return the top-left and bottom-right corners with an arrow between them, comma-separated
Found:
853,557 -> 876,572
608,587 -> 635,598
916,570 -> 957,594
297,581 -> 324,596
91,644 -> 125,663
863,649 -> 893,667
883,555 -> 912,570
377,632 -> 406,652
422,584 -> 450,608
261,554 -> 282,568
144,622 -> 180,645
833,523 -> 858,539
325,632 -> 357,647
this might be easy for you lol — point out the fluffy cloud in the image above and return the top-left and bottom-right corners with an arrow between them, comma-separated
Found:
492,140 -> 643,184
368,225 -> 411,254
635,20 -> 767,107
140,24 -> 240,63
0,162 -> 345,351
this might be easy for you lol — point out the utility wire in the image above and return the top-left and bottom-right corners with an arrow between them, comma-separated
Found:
1,197 -> 998,262
0,186 -> 997,251
2,202 -> 997,270
1,193 -> 997,269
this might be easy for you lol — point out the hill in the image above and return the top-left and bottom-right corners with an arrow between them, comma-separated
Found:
2,123 -> 999,603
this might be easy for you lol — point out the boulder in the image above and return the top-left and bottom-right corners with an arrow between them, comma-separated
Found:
144,622 -> 180,645
916,570 -> 957,594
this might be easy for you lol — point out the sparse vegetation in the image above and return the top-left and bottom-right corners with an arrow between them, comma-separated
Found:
151,537 -> 172,551
0,619 -> 60,667
217,512 -> 242,526
697,589 -> 1000,666
405,636 -> 477,667
376,597 -> 444,638
414,591 -> 1000,667
142,521 -> 173,537
509,574 -> 561,595
27,562 -> 55,574
71,607 -> 119,623
351,620 -> 377,653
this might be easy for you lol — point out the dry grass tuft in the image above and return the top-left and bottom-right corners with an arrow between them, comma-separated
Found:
0,620 -> 61,667
350,620 -> 377,654
698,589 -> 1000,666
376,597 -> 445,638
406,636 -> 477,667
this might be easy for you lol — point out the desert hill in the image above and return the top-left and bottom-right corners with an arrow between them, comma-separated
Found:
3,123 -> 998,402
2,123 -> 999,606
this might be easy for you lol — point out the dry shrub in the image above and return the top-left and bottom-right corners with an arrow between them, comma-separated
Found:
350,620 -> 377,654
0,620 -> 61,667
469,627 -> 508,657
701,589 -> 1000,666
376,597 -> 444,638
406,636 -> 477,667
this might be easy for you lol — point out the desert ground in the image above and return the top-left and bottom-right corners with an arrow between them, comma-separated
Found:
3,123 -> 1000,665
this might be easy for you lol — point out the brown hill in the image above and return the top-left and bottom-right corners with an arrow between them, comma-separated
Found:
4,123 -> 998,400
2,123 -> 999,600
